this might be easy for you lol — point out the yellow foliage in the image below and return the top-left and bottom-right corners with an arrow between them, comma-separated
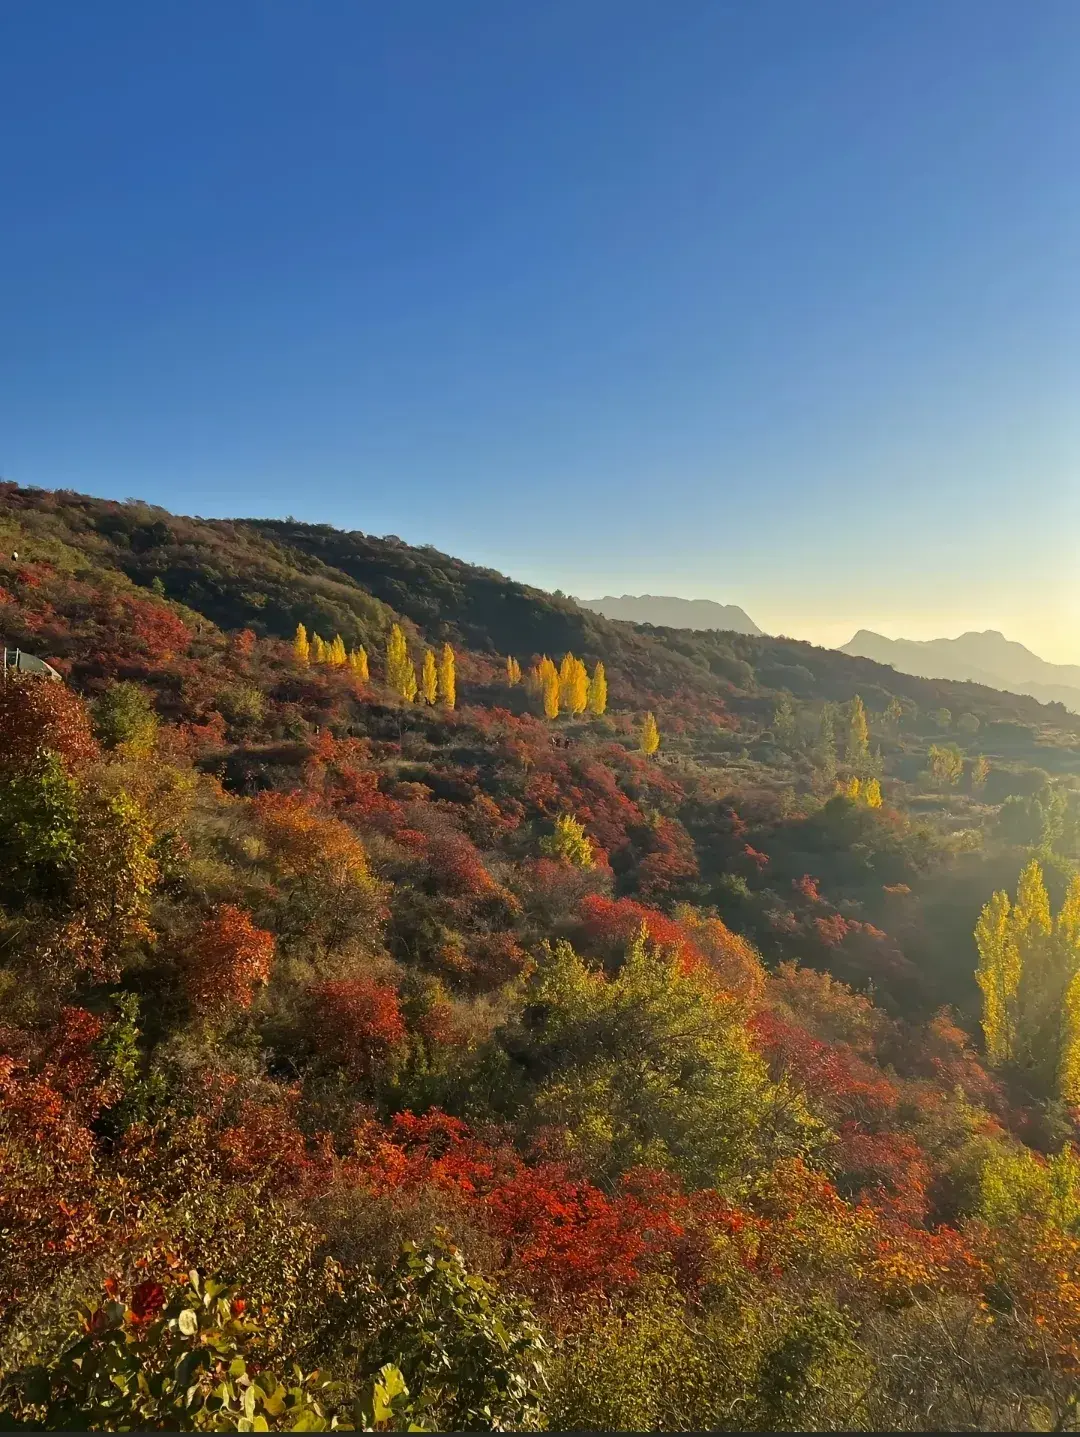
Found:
540,813 -> 595,868
348,646 -> 369,681
587,661 -> 607,716
328,634 -> 347,667
640,712 -> 660,756
293,623 -> 310,666
506,656 -> 522,686
311,634 -> 328,664
421,649 -> 438,705
538,656 -> 560,721
559,654 -> 589,715
864,778 -> 882,807
439,643 -> 456,710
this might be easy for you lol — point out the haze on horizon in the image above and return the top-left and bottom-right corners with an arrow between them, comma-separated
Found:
1,1 -> 1077,665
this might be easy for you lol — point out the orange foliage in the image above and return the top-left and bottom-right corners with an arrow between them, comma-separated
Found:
182,905 -> 274,1016
0,674 -> 98,771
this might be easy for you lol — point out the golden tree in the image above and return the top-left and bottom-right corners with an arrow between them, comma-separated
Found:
540,813 -> 594,868
293,623 -> 310,666
974,859 -> 1080,1096
311,634 -> 328,665
506,656 -> 522,686
439,643 -> 456,710
640,712 -> 660,756
385,624 -> 414,701
328,634 -> 347,667
864,777 -> 883,808
587,661 -> 607,716
349,646 -> 369,681
539,657 -> 560,721
559,654 -> 588,716
421,649 -> 438,705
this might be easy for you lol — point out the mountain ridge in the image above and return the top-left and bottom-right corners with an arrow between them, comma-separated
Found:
578,593 -> 763,635
842,628 -> 1080,715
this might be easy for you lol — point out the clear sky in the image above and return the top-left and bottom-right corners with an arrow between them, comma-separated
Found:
1,1 -> 1077,660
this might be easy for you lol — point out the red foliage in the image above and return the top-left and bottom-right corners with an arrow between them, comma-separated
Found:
0,675 -> 99,771
312,977 -> 407,1079
182,905 -> 274,1016
793,874 -> 823,903
576,894 -> 703,972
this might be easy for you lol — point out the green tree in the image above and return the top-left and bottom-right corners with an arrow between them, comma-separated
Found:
845,696 -> 870,771
974,859 -> 1080,1098
92,681 -> 159,754
498,932 -> 821,1188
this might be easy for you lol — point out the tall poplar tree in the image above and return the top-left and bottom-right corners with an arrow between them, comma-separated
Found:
587,661 -> 607,716
385,624 -> 413,701
421,649 -> 438,705
439,644 -> 456,710
293,623 -> 310,666
539,657 -> 560,720
312,634 -> 328,665
975,859 -> 1080,1097
349,646 -> 369,682
846,696 -> 870,770
640,712 -> 660,756
506,656 -> 522,686
328,635 -> 347,667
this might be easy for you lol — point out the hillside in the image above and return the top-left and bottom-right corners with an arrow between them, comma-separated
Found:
3,481 -> 1080,1431
844,628 -> 1080,714
579,592 -> 764,635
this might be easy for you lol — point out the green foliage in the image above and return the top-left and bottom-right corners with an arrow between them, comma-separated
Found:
0,1273 -> 354,1432
498,932 -> 823,1187
92,681 -> 159,753
0,753 -> 81,906
978,1146 -> 1080,1234
354,1233 -> 547,1433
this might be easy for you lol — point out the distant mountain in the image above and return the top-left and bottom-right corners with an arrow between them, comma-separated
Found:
579,594 -> 764,636
842,629 -> 1080,714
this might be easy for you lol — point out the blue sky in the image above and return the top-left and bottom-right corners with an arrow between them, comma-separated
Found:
1,1 -> 1077,658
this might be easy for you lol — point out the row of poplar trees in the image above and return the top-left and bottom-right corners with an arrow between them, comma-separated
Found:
293,622 -> 456,709
507,652 -> 607,721
291,625 -> 661,752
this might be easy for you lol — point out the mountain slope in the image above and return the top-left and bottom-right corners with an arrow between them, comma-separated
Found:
578,593 -> 763,635
2,484 -> 1078,737
843,628 -> 1080,714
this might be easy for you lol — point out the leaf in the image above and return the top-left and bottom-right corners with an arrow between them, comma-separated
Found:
178,1308 -> 199,1337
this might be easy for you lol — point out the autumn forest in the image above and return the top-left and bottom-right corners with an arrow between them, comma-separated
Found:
3,483 -> 1080,1432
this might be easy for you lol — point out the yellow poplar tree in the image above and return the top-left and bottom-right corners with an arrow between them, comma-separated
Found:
328,634 -> 347,667
567,656 -> 589,715
421,649 -> 438,705
975,889 -> 1019,1067
506,656 -> 522,686
864,777 -> 883,808
539,657 -> 560,721
349,646 -> 369,681
385,624 -> 414,700
975,860 -> 1080,1096
311,634 -> 328,665
640,712 -> 660,756
293,623 -> 310,666
439,643 -> 456,710
587,661 -> 607,716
